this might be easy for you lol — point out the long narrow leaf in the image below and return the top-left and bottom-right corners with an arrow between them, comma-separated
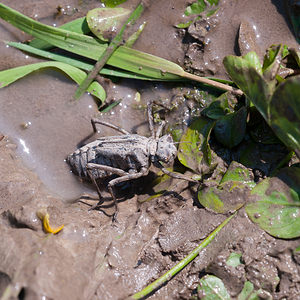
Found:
0,3 -> 239,93
8,42 -> 233,85
7,42 -> 161,81
29,17 -> 91,50
0,3 -> 182,80
131,213 -> 236,299
0,61 -> 106,102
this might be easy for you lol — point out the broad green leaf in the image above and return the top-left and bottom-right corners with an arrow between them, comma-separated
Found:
198,188 -> 225,213
226,252 -> 242,267
223,53 -> 271,120
220,161 -> 255,188
185,1 -> 206,16
237,282 -> 255,300
0,3 -> 183,80
246,166 -> 300,239
198,182 -> 252,214
175,20 -> 193,29
178,117 -> 215,173
269,76 -> 300,156
197,275 -> 231,300
214,106 -> 247,148
0,61 -> 106,102
86,8 -> 130,42
29,17 -> 91,50
201,91 -> 235,120
185,0 -> 219,16
237,281 -> 272,300
100,0 -> 128,8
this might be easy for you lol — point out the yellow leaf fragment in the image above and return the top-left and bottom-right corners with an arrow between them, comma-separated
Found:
36,210 -> 64,234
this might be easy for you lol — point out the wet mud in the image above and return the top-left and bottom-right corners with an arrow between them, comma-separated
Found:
0,0 -> 300,299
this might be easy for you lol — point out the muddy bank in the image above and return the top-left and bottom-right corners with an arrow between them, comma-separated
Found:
0,0 -> 300,299
1,135 -> 300,299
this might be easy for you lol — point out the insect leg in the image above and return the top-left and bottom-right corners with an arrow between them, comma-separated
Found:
147,101 -> 155,138
86,167 -> 104,210
108,167 -> 149,222
156,162 -> 198,183
86,163 -> 130,214
91,119 -> 130,135
155,120 -> 166,139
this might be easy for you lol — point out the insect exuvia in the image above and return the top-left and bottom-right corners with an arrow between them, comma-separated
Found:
67,102 -> 195,221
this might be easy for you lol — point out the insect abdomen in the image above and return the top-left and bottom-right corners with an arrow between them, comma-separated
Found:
67,139 -> 150,180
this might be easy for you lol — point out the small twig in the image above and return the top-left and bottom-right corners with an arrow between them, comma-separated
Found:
74,2 -> 146,99
183,71 -> 243,96
130,212 -> 236,299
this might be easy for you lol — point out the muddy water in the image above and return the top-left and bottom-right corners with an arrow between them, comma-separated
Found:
0,1 -> 300,300
0,0 -> 186,200
1,0 -> 298,199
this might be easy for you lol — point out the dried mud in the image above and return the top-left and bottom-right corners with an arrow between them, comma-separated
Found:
1,1 -> 300,299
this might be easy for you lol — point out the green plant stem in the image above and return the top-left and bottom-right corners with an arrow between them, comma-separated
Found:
74,2 -> 146,99
131,212 -> 236,299
183,71 -> 243,95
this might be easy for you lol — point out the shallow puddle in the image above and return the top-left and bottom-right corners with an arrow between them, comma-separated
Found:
1,0 -> 298,199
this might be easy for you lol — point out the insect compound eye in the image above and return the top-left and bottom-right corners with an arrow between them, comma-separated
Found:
166,135 -> 173,143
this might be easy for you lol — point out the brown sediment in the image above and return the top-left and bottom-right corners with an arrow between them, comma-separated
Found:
0,0 -> 300,299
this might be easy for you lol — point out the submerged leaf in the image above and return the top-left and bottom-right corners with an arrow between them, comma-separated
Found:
0,61 -> 106,102
246,166 -> 300,239
197,275 -> 231,300
86,7 -> 130,41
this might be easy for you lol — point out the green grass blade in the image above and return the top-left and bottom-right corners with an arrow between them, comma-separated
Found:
29,17 -> 91,50
109,45 -> 183,79
7,41 -> 172,81
0,61 -> 106,102
131,212 -> 236,299
0,3 -> 105,60
0,3 -> 183,80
